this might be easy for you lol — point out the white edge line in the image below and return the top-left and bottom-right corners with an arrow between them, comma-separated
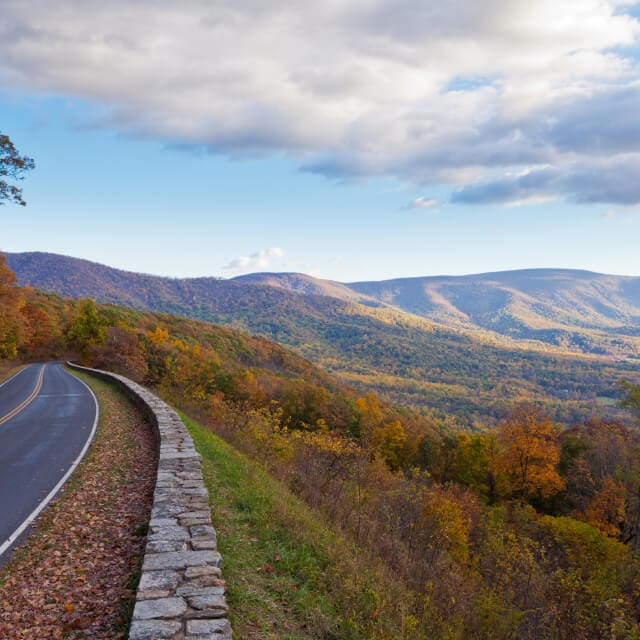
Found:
0,364 -> 100,559
0,364 -> 29,390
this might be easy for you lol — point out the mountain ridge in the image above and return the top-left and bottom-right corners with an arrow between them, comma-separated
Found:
6,252 -> 640,355
5,250 -> 640,427
237,266 -> 640,347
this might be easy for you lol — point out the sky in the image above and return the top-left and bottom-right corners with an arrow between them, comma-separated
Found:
2,0 -> 640,282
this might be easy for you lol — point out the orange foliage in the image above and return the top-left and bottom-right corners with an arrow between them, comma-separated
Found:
583,478 -> 626,538
493,404 -> 564,500
0,255 -> 25,358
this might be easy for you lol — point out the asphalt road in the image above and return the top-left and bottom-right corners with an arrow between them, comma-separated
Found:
0,363 -> 97,561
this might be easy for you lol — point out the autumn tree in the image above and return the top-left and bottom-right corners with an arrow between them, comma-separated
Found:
560,419 -> 640,547
584,478 -> 626,538
355,393 -> 383,441
0,255 -> 25,358
493,404 -> 564,502
370,419 -> 409,470
1,132 -> 34,206
420,486 -> 475,564
92,326 -> 148,381
66,299 -> 107,362
452,432 -> 509,503
354,393 -> 414,469
20,302 -> 55,357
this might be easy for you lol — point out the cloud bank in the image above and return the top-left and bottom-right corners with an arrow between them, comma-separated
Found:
1,0 -> 640,205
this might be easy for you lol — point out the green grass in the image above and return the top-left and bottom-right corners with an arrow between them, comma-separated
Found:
181,412 -> 400,640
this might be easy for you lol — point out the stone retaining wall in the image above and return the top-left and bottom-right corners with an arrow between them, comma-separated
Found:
68,363 -> 232,640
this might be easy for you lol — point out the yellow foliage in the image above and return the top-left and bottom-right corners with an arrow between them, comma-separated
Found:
356,393 -> 384,436
291,429 -> 359,457
421,487 -> 472,564
371,420 -> 408,470
147,326 -> 170,344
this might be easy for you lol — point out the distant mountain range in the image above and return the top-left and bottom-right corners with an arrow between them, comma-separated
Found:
241,269 -> 640,349
5,251 -> 640,424
9,251 -> 640,355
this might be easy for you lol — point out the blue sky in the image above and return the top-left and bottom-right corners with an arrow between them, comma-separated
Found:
2,1 -> 640,281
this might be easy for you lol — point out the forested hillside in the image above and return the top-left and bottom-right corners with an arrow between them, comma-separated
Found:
235,268 -> 640,356
6,251 -> 640,427
0,254 -> 441,449
4,254 -> 640,638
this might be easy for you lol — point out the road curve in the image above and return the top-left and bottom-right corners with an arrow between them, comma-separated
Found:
0,363 -> 98,561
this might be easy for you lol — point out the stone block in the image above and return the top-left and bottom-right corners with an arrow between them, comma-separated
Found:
176,584 -> 226,597
142,550 -> 222,571
148,526 -> 191,541
191,538 -> 217,550
146,540 -> 187,553
149,518 -> 178,527
187,594 -> 227,611
180,517 -> 212,527
186,618 -> 232,636
138,570 -> 181,592
129,619 -> 182,640
184,566 -> 222,579
132,597 -> 187,620
190,525 -> 216,537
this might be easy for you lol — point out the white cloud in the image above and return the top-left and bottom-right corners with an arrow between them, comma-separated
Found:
222,247 -> 285,272
1,1 -> 639,203
404,197 -> 440,210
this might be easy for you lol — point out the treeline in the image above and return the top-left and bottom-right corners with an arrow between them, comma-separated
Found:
3,254 -> 640,637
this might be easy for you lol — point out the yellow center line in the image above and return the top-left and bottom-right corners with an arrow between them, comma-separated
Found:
0,365 -> 46,426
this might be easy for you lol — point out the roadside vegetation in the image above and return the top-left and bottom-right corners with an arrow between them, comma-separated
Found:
3,254 -> 640,637
184,412 -> 404,639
